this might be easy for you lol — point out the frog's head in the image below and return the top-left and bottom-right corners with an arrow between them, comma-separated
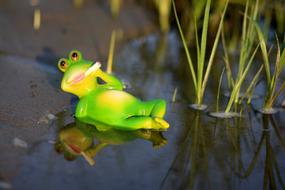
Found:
55,123 -> 93,161
58,50 -> 100,98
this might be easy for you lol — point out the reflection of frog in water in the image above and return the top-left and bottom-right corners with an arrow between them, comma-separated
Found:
55,121 -> 167,164
58,50 -> 169,131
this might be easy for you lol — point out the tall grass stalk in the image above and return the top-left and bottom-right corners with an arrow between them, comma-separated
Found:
110,0 -> 121,18
73,0 -> 84,8
154,0 -> 171,32
33,8 -> 41,31
274,2 -> 285,35
224,0 -> 260,113
107,30 -> 117,74
239,65 -> 264,104
225,45 -> 259,113
216,68 -> 225,112
255,24 -> 285,110
171,87 -> 178,103
172,0 -> 229,107
222,29 -> 234,89
182,0 -> 207,45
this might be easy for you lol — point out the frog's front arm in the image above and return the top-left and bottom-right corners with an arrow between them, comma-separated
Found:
85,142 -> 108,158
95,69 -> 123,90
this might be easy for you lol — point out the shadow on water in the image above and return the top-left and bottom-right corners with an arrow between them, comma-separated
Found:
35,47 -> 62,89
36,47 -> 59,67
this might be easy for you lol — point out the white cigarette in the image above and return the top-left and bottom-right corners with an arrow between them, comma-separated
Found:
81,151 -> 95,166
85,62 -> 101,76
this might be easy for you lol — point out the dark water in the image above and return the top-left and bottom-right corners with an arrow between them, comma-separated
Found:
12,33 -> 285,190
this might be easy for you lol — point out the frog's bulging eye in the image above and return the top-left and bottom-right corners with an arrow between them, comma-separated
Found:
60,60 -> 67,67
71,52 -> 79,61
69,50 -> 82,62
58,58 -> 69,72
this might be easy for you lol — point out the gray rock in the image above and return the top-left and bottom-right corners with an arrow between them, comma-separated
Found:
0,55 -> 71,180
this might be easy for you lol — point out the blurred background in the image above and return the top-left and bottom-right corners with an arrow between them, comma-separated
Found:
0,0 -> 285,190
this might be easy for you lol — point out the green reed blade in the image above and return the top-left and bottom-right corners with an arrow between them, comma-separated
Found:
225,44 -> 259,112
172,0 -> 197,91
200,0 -> 229,101
268,35 -> 281,99
193,0 -> 207,19
255,23 -> 271,84
270,81 -> 285,106
222,28 -> 234,89
194,18 -> 200,65
198,0 -> 211,93
239,65 -> 263,104
237,0 -> 249,81
216,68 -> 225,112
107,30 -> 117,74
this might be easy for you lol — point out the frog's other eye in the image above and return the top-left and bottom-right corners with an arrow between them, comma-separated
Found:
69,50 -> 82,62
58,58 -> 69,72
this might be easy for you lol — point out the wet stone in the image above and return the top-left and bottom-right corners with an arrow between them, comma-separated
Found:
188,104 -> 208,111
0,55 -> 71,181
0,55 -> 70,128
258,108 -> 279,115
208,112 -> 240,119
12,138 -> 28,149
0,181 -> 12,189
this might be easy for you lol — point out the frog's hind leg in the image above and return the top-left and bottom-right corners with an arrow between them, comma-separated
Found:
118,116 -> 169,131
144,99 -> 166,118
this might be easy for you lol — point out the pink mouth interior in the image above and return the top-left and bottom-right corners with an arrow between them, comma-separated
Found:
68,144 -> 81,154
70,73 -> 85,84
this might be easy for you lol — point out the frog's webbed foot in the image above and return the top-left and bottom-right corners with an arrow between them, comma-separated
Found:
153,117 -> 169,131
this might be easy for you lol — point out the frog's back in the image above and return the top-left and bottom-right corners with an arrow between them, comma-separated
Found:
76,89 -> 141,124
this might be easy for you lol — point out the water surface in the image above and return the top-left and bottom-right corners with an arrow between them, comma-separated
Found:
12,33 -> 285,190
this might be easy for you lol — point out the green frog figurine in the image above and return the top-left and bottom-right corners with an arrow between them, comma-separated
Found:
58,50 -> 169,131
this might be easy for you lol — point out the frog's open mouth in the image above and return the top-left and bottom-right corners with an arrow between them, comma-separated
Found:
67,62 -> 101,85
67,72 -> 85,85
68,144 -> 81,153
64,142 -> 81,155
